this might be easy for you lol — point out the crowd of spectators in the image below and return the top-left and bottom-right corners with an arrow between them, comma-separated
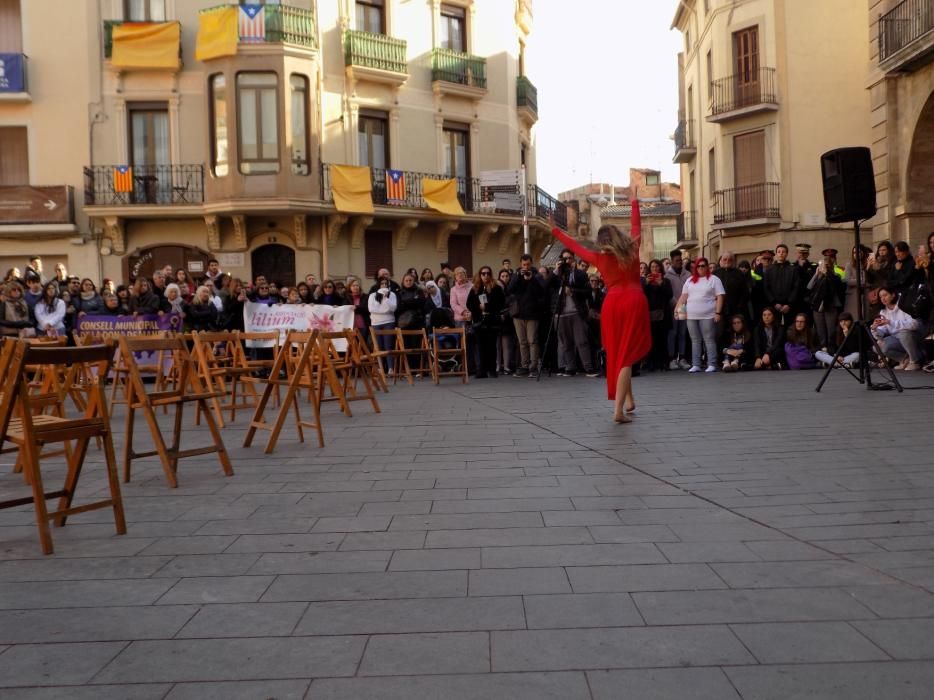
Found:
3,231 -> 932,377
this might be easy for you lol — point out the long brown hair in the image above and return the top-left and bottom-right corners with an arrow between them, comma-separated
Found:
472,266 -> 495,293
591,224 -> 638,268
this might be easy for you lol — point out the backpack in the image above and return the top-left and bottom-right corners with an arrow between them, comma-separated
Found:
898,282 -> 932,321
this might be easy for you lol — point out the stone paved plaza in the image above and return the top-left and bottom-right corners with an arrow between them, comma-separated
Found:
1,369 -> 934,699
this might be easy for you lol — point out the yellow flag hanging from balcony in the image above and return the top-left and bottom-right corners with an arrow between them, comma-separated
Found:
331,165 -> 374,214
112,21 -> 181,69
422,178 -> 465,216
196,6 -> 239,61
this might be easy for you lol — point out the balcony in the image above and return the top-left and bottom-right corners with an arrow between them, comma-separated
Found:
673,119 -> 696,163
0,185 -> 75,233
708,67 -> 778,122
102,21 -> 182,69
195,4 -> 318,55
0,53 -> 28,101
879,0 -> 934,73
320,164 -> 567,229
677,210 -> 698,244
431,48 -> 487,99
516,75 -> 538,124
84,165 -> 204,207
713,182 -> 781,228
344,30 -> 407,85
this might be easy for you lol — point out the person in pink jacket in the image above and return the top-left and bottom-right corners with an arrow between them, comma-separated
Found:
449,266 -> 473,327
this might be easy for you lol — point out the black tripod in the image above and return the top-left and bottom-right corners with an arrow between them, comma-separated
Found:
536,266 -> 570,381
815,219 -> 903,393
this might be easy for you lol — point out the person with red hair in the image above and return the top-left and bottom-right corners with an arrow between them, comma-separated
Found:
551,201 -> 651,423
675,256 -> 726,372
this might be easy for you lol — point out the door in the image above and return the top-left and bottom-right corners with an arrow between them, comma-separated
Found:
447,234 -> 472,275
364,230 -> 393,278
252,244 -> 295,287
732,27 -> 759,109
129,105 -> 170,203
733,130 -> 765,219
443,123 -> 471,209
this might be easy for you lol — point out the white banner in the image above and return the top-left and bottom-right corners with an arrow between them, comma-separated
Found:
243,303 -> 355,350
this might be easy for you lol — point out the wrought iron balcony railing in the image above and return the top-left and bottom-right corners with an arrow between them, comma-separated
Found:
709,67 -> 778,117
517,75 -> 538,117
431,48 -> 487,89
673,119 -> 696,161
195,4 -> 317,51
320,164 -> 567,229
713,182 -> 781,225
678,211 -> 697,242
84,164 -> 204,206
344,30 -> 407,73
878,0 -> 934,63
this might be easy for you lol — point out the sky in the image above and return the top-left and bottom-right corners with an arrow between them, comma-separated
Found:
532,1 -> 684,196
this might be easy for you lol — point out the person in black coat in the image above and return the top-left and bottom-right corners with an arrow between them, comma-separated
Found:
466,265 -> 506,378
714,253 -> 750,322
547,249 -> 597,376
890,241 -> 921,294
642,259 -> 672,371
129,277 -> 161,315
423,279 -> 450,332
504,254 -> 546,376
763,244 -> 800,326
185,285 -> 219,332
754,307 -> 786,369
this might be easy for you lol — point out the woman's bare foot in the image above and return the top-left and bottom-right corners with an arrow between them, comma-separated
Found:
624,401 -> 636,413
613,412 -> 633,424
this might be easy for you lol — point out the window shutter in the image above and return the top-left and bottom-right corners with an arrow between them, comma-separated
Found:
447,234 -> 472,275
364,230 -> 393,279
0,127 -> 28,186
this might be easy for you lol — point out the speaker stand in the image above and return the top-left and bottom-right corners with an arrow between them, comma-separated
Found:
815,219 -> 903,394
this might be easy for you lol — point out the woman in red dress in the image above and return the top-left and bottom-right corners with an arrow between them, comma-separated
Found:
551,200 -> 651,422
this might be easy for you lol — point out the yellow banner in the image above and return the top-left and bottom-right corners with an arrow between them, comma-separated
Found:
331,165 -> 374,214
195,6 -> 239,61
112,21 -> 181,69
422,178 -> 465,216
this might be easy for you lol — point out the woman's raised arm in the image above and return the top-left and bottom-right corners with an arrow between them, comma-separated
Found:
551,226 -> 597,265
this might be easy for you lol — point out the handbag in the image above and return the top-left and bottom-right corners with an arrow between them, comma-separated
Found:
898,282 -> 932,321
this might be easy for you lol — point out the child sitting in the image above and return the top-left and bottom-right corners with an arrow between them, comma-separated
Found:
784,313 -> 817,369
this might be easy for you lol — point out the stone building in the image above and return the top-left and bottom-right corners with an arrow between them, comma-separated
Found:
0,0 -> 563,284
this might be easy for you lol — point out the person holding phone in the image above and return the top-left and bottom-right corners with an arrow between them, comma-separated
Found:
467,266 -> 505,378
368,277 -> 398,373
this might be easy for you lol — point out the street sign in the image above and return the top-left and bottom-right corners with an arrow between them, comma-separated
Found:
0,186 -> 74,225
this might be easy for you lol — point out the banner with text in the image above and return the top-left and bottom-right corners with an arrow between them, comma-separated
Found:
76,313 -> 182,376
244,303 -> 355,349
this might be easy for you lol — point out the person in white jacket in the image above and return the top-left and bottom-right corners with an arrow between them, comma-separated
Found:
33,281 -> 66,337
368,276 -> 398,372
872,286 -> 925,370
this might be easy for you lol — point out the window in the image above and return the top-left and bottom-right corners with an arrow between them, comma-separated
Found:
364,230 -> 393,278
440,4 -> 466,53
237,72 -> 279,174
733,130 -> 765,187
210,74 -> 229,177
358,110 -> 389,170
708,147 -> 716,198
645,173 -> 660,186
0,126 -> 28,185
442,122 -> 470,180
0,0 -> 23,52
356,0 -> 384,34
290,74 -> 309,175
128,103 -> 169,167
124,0 -> 165,21
706,49 -> 713,93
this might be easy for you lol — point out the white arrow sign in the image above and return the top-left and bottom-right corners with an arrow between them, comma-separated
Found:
43,199 -> 57,211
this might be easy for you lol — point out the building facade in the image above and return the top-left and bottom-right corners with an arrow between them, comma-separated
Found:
0,0 -> 561,285
671,0 -> 874,262
868,0 -> 934,245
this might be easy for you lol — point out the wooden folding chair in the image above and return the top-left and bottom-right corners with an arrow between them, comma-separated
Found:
0,341 -> 126,555
192,331 -> 259,427
232,331 -> 281,407
244,330 -> 325,453
352,329 -> 389,394
369,327 -> 408,385
431,327 -> 469,384
110,332 -> 169,406
397,329 -> 432,380
119,335 -> 233,488
317,331 -> 380,416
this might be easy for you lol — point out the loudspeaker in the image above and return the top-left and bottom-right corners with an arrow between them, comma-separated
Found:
820,147 -> 877,223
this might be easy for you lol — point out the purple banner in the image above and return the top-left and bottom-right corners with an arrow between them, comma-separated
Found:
76,313 -> 183,335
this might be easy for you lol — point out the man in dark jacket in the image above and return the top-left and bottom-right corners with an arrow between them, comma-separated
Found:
793,243 -> 817,319
505,253 -> 545,377
714,252 -> 750,321
764,243 -> 800,326
548,250 -> 597,377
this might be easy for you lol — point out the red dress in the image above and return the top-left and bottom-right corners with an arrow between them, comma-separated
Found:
552,200 -> 651,400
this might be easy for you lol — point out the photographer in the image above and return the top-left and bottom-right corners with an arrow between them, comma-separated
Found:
505,254 -> 545,377
548,250 -> 598,377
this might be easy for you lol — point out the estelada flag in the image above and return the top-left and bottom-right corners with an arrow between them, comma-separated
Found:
385,169 -> 406,204
238,4 -> 265,42
113,166 -> 133,193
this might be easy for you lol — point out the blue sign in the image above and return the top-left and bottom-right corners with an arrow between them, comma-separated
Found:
0,53 -> 25,93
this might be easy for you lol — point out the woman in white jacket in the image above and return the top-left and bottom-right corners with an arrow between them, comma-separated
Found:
368,276 -> 397,372
34,281 -> 66,337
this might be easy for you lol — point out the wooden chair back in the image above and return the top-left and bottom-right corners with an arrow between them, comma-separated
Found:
431,327 -> 469,384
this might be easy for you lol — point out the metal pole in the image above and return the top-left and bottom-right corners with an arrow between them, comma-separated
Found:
521,164 -> 530,255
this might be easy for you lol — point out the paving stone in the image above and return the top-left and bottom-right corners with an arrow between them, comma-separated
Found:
587,668 -> 741,700
587,524 -> 681,543
175,602 -> 308,638
152,553 -> 260,578
247,550 -> 391,574
140,535 -> 238,555
725,661 -> 934,700
657,542 -> 760,563
851,619 -> 934,660
567,563 -> 726,593
481,543 -> 666,568
156,576 -> 275,605
842,584 -> 934,618
0,606 -> 196,644
223,533 -> 343,553
469,567 -> 570,596
389,548 -> 481,571
491,625 -> 755,671
632,588 -> 876,625
0,685 -> 170,699
308,671 -> 591,700
524,592 -> 644,629
94,637 -> 364,683
430,498 -> 574,514
744,540 -> 835,561
338,531 -> 427,550
310,516 -> 391,533
731,622 -> 891,663
359,631 -> 489,676
193,518 -> 317,535
711,560 -> 894,588
163,680 -> 310,700
540,511 -> 622,526
389,512 -> 543,531
0,579 -> 177,610
0,641 -> 127,687
0,556 -> 173,582
261,571 -> 467,602
426,526 -> 593,548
